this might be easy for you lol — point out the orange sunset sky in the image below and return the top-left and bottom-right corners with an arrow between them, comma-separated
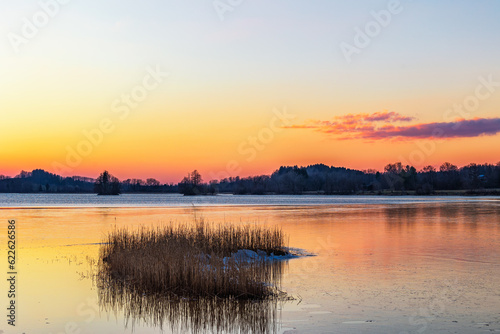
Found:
1,1 -> 499,183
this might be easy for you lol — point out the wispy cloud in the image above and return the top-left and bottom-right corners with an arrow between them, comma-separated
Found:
367,118 -> 500,140
284,112 -> 500,140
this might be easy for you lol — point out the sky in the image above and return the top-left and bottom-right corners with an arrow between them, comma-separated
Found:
1,0 -> 499,183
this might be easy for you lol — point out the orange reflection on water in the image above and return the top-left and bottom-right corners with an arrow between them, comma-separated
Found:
1,201 -> 500,333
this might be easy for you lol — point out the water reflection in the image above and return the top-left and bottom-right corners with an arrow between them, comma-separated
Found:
383,203 -> 500,231
96,268 -> 285,334
97,283 -> 281,334
4,199 -> 500,333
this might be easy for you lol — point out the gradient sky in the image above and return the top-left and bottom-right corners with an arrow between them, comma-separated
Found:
1,0 -> 499,182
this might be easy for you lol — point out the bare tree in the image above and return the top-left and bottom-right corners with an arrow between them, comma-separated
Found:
94,171 -> 121,195
146,178 -> 161,186
190,170 -> 202,187
439,162 -> 458,172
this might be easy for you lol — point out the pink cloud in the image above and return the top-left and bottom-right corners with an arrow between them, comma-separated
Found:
283,112 -> 500,140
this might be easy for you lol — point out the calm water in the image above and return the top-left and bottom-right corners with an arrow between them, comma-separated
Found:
1,195 -> 500,333
0,193 -> 498,207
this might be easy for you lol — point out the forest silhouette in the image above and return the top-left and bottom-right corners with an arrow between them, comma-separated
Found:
0,162 -> 499,195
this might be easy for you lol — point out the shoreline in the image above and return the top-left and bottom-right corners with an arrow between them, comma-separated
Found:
0,189 -> 499,196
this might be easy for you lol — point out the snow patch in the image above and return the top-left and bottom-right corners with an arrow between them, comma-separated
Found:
223,247 -> 313,265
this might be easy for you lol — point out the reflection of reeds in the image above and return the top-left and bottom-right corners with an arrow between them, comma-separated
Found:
98,279 -> 284,333
95,221 -> 292,333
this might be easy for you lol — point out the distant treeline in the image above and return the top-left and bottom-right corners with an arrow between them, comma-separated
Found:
0,169 -> 95,193
1,162 -> 499,195
213,162 -> 500,195
0,169 -> 177,194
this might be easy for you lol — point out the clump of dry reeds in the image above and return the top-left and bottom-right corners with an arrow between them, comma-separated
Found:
98,221 -> 288,300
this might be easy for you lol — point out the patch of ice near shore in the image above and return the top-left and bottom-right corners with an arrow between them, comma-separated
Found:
283,247 -> 316,257
224,247 -> 314,264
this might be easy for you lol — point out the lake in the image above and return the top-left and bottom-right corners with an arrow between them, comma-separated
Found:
1,194 -> 499,333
